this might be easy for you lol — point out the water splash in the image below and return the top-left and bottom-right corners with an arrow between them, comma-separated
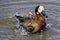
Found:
19,26 -> 28,35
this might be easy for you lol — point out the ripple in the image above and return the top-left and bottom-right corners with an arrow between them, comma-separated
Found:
47,35 -> 60,40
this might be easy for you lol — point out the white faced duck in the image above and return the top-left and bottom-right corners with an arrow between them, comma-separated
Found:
15,5 -> 46,33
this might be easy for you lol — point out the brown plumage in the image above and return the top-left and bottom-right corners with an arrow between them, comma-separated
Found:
15,12 -> 46,33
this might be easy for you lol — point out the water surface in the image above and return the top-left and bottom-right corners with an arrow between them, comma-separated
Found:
0,0 -> 60,40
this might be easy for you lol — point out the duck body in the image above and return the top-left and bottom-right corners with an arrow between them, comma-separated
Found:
15,5 -> 47,33
15,12 -> 46,33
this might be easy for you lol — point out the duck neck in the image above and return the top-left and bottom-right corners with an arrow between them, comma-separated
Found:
36,12 -> 44,25
36,12 -> 42,17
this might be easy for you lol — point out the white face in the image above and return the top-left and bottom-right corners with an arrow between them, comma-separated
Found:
38,5 -> 44,13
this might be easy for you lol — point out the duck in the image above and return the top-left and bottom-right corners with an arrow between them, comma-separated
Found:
15,5 -> 46,33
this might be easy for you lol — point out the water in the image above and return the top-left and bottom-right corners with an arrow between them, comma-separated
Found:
0,0 -> 60,40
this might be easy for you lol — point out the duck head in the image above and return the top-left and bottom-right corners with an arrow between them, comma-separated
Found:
35,5 -> 48,18
35,5 -> 44,14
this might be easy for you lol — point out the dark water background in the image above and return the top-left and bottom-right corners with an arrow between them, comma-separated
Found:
0,0 -> 60,40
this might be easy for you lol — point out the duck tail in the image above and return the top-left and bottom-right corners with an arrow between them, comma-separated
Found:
15,15 -> 25,22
